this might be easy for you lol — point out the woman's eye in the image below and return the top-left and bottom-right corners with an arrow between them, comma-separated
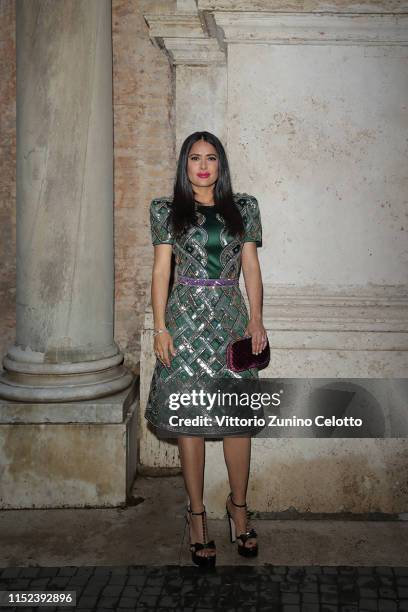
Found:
190,156 -> 217,161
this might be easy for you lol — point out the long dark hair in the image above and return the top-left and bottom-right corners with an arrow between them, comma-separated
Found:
169,131 -> 245,240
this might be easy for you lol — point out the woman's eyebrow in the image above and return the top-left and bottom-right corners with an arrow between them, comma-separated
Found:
188,153 -> 218,156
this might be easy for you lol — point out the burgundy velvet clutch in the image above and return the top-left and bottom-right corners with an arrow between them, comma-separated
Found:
226,335 -> 270,373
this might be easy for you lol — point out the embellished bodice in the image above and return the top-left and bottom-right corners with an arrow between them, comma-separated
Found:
149,192 -> 262,280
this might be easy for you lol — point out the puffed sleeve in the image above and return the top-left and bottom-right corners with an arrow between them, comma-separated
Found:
243,195 -> 262,247
150,198 -> 174,245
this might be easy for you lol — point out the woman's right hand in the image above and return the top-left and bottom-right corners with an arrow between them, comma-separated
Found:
154,330 -> 176,367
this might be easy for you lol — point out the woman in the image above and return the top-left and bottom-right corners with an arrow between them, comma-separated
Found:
145,131 -> 268,567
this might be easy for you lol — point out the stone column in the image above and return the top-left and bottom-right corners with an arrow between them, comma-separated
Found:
0,0 -> 132,401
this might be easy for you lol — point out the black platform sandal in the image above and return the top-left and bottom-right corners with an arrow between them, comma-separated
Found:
185,505 -> 216,567
226,491 -> 258,558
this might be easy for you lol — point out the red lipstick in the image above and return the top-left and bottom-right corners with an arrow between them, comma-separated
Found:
197,172 -> 210,178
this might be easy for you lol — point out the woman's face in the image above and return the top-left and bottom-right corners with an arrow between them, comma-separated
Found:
187,140 -> 219,191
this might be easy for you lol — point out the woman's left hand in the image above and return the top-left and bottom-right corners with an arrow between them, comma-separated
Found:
244,319 -> 268,355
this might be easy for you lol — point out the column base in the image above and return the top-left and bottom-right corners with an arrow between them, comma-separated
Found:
0,343 -> 133,402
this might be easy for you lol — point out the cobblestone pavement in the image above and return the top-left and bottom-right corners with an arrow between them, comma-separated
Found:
1,565 -> 408,611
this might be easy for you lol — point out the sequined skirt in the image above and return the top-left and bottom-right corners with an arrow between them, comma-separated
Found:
144,279 -> 262,437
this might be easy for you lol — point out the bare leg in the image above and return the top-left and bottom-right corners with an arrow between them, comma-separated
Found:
178,435 -> 215,558
223,435 -> 257,550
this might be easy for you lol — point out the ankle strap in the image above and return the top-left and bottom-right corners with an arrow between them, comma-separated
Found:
229,492 -> 247,507
188,504 -> 206,515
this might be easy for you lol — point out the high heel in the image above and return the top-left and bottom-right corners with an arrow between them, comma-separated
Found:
185,505 -> 216,567
225,491 -> 258,558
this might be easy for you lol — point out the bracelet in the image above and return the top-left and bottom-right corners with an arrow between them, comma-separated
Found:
153,328 -> 168,337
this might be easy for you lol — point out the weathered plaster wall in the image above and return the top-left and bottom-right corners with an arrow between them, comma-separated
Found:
0,1 -> 16,363
228,43 -> 408,287
112,0 -> 176,372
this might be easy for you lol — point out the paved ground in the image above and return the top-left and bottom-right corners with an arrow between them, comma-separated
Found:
1,564 -> 408,611
0,475 -> 407,611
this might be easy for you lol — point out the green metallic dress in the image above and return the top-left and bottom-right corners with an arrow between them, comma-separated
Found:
145,192 -> 263,437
